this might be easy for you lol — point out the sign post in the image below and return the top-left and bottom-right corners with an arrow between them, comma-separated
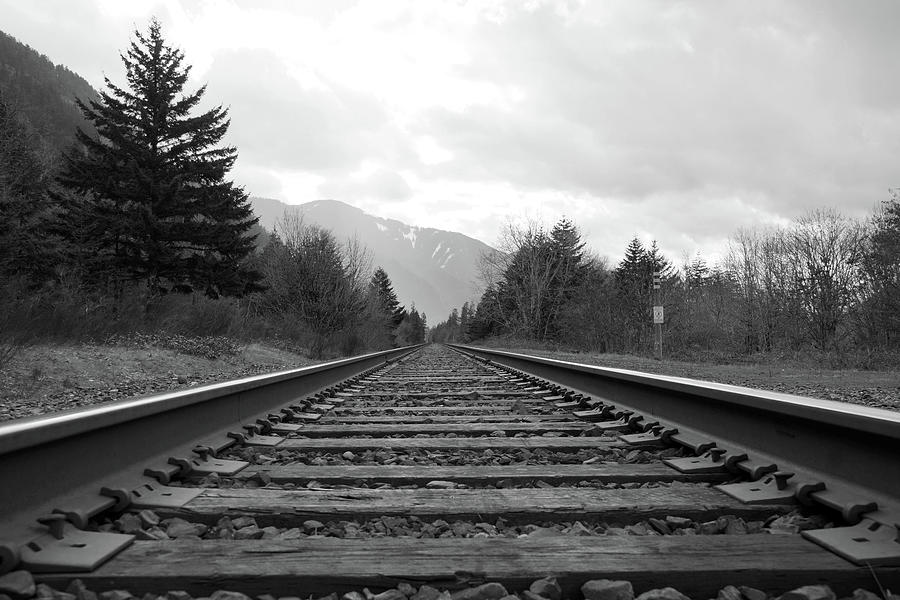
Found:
652,271 -> 663,360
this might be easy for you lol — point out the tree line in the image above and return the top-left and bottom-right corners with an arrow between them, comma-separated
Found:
0,20 -> 424,363
431,203 -> 900,367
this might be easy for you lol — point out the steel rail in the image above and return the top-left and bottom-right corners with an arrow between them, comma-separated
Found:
449,345 -> 900,528
0,344 -> 422,574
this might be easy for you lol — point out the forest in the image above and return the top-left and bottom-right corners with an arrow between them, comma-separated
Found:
0,22 -> 425,365
429,202 -> 900,368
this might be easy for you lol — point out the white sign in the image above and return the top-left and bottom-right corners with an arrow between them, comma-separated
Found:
653,306 -> 664,324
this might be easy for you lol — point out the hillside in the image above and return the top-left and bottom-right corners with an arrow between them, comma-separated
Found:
251,197 -> 496,322
0,29 -> 98,153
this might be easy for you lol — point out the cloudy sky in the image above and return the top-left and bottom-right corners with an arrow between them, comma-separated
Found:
3,0 -> 898,263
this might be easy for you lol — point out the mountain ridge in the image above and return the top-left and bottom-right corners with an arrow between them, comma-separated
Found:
250,197 -> 494,322
0,29 -> 99,152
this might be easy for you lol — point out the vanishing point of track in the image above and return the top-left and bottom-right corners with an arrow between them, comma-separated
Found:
1,344 -> 898,598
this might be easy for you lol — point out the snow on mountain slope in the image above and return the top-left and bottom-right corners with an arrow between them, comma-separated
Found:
250,197 -> 496,322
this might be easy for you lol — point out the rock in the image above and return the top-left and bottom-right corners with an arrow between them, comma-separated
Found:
135,526 -> 169,541
210,592 -> 252,600
738,587 -> 767,600
850,591 -> 880,600
450,583 -> 509,600
234,525 -> 265,540
581,579 -> 634,600
425,481 -> 458,489
257,594 -> 276,600
99,592 -> 134,600
411,586 -> 443,600
116,513 -> 144,534
529,577 -> 562,600
766,515 -> 804,535
138,509 -> 161,527
66,580 -> 98,600
665,516 -> 693,529
522,592 -> 547,600
397,584 -> 416,597
722,516 -> 747,535
36,584 -> 57,600
252,471 -> 271,486
342,451 -> 356,460
566,521 -> 594,536
0,571 -> 36,599
745,521 -> 765,534
315,594 -> 338,600
527,527 -> 561,538
625,523 -> 649,536
303,520 -> 326,531
342,593 -> 367,600
372,591 -> 405,600
231,516 -> 257,529
698,520 -> 721,535
165,519 -> 207,538
647,518 -> 671,535
634,588 -> 690,600
260,526 -> 281,539
779,586 -> 835,600
278,528 -> 303,540
718,586 -> 742,600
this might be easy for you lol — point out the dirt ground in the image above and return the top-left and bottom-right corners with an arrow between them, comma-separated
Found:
0,340 -> 317,422
485,347 -> 900,412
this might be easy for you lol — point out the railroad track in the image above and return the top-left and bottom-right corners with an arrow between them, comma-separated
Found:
1,344 -> 899,599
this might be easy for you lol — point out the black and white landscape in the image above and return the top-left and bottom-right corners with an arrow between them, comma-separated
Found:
251,197 -> 495,322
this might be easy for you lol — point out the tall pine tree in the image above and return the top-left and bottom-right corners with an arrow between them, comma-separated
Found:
0,93 -> 58,280
56,19 -> 260,298
370,267 -> 405,327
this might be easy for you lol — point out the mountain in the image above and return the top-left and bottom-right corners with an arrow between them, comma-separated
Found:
251,197 -> 495,322
0,30 -> 98,153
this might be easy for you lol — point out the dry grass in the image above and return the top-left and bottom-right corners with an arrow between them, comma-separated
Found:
0,340 -> 319,422
484,346 -> 900,411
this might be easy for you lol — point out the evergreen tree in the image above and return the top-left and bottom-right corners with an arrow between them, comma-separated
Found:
613,237 -> 678,352
56,19 -> 260,298
0,94 -> 58,279
544,218 -> 588,339
396,306 -> 425,345
370,267 -> 405,326
459,302 -> 470,342
466,288 -> 499,340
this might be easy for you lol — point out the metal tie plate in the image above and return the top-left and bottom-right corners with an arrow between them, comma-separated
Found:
129,482 -> 203,508
716,471 -> 798,504
20,516 -> 134,573
168,455 -> 249,476
665,448 -> 748,474
803,518 -> 900,567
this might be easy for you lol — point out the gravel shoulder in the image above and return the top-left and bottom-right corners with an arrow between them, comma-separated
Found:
480,347 -> 900,412
0,339 -> 318,422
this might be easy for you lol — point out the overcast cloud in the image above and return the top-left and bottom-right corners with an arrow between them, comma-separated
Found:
3,0 -> 898,263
